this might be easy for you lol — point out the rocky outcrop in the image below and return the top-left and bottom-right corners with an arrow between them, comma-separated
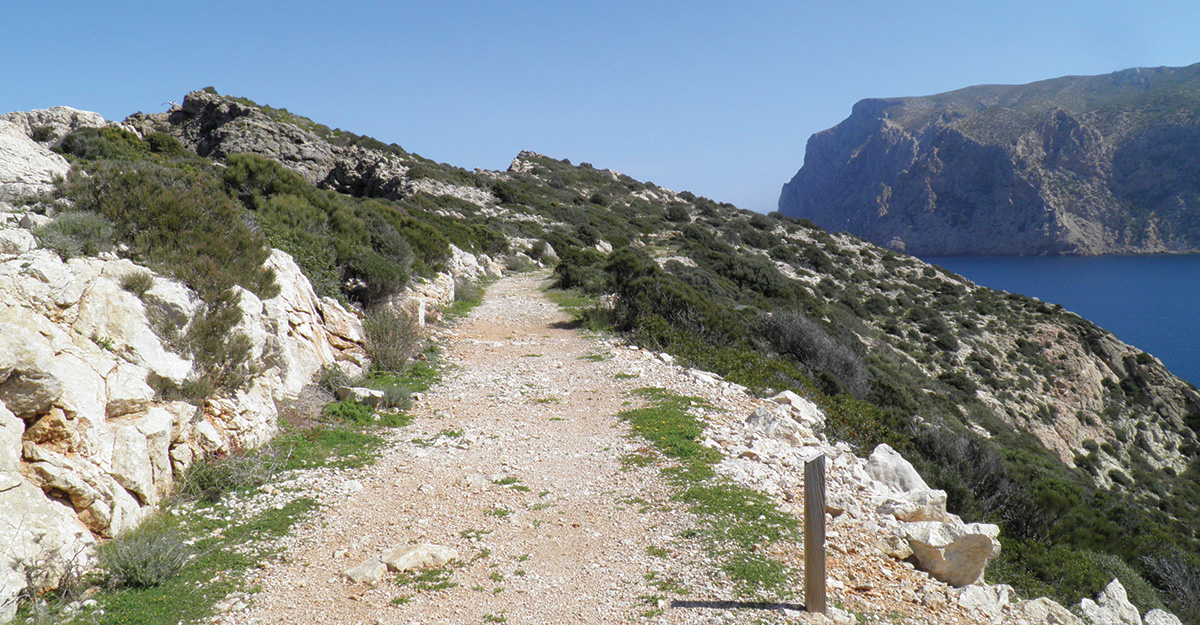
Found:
1079,578 -> 1148,625
122,89 -> 487,204
0,121 -> 69,202
779,63 -> 1200,255
0,107 -> 107,145
0,204 -> 366,615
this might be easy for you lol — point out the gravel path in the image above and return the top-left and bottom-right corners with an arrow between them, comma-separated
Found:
230,272 -> 774,625
224,272 -> 1005,625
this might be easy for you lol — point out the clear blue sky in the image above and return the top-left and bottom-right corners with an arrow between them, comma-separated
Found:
4,1 -> 1199,212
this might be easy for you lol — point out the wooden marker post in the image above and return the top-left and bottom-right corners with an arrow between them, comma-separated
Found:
805,453 -> 826,614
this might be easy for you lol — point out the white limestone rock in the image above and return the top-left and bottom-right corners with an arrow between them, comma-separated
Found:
0,228 -> 35,256
335,386 -> 385,407
955,583 -> 1013,620
877,489 -> 957,523
1010,597 -> 1084,625
0,402 -> 22,491
0,120 -> 70,201
260,249 -> 365,396
0,107 -> 107,142
71,273 -> 192,384
343,558 -> 387,584
0,323 -> 63,418
745,406 -> 805,445
770,390 -> 825,428
1143,609 -> 1183,625
0,482 -> 96,622
866,443 -> 930,493
1080,579 -> 1143,625
382,544 -> 459,572
902,521 -> 1001,587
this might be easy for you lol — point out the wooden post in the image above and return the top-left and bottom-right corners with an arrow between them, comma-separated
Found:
805,453 -> 826,614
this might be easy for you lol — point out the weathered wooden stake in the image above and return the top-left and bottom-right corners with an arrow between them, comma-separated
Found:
805,453 -> 826,614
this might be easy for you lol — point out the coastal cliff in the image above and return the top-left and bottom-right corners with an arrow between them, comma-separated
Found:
779,63 -> 1200,255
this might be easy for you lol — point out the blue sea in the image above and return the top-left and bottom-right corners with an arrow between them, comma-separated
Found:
922,255 -> 1200,386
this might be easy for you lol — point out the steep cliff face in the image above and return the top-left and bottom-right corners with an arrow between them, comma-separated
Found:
779,64 -> 1200,255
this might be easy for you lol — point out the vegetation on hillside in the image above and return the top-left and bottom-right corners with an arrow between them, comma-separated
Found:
40,97 -> 1200,622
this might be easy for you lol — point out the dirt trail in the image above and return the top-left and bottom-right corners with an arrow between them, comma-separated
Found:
231,272 -> 757,625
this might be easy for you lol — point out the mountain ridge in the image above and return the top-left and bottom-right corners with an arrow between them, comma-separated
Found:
778,63 -> 1200,255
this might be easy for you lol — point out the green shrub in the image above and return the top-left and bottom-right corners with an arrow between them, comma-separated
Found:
317,364 -> 350,394
144,132 -> 188,157
120,271 -> 155,297
59,161 -> 278,300
364,306 -> 422,373
323,399 -> 375,423
32,211 -> 115,258
29,125 -> 57,142
762,311 -> 867,397
57,127 -> 149,161
178,445 -> 285,503
97,516 -> 193,588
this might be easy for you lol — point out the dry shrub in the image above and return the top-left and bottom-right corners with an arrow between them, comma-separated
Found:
364,306 -> 422,373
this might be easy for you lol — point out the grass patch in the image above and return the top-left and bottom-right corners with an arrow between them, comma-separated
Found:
619,387 -> 797,599
92,497 -> 317,625
443,277 -> 492,319
394,567 -> 458,592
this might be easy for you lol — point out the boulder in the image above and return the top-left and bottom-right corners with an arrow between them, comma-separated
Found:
866,443 -> 930,493
335,386 -> 385,407
382,544 -> 459,572
1079,579 -> 1142,625
1144,609 -> 1183,625
1011,597 -> 1083,625
877,489 -> 957,523
343,558 -> 387,584
0,228 -> 35,256
745,406 -> 805,445
902,521 -> 1001,587
769,390 -> 825,428
0,324 -> 63,418
0,120 -> 70,201
955,583 -> 1013,620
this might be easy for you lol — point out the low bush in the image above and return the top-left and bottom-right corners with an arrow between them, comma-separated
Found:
120,271 -> 155,297
322,399 -> 375,423
316,364 -> 350,394
97,516 -> 193,588
364,306 -> 423,373
57,127 -> 149,161
178,445 -> 286,503
762,311 -> 868,397
32,211 -> 115,258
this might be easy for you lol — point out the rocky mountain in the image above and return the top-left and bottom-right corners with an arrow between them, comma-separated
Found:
778,63 -> 1200,255
1,89 -> 1198,622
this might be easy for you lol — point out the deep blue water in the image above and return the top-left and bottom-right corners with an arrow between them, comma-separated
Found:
922,255 -> 1200,386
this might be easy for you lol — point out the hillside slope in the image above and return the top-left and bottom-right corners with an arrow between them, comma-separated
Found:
127,89 -> 1199,619
778,63 -> 1200,255
2,89 -> 1198,622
